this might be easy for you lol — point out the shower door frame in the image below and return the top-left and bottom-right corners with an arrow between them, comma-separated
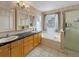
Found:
61,7 -> 79,52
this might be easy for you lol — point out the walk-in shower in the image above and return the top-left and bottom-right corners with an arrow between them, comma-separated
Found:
64,10 -> 79,52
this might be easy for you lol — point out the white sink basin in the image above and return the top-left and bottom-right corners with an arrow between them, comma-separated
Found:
0,36 -> 18,43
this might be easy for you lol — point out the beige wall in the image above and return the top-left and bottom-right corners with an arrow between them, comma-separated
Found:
29,6 -> 42,16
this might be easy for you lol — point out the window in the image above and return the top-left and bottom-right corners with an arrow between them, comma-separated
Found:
44,14 -> 59,32
34,15 -> 42,31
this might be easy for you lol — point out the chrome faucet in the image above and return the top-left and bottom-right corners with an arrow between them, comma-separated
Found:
6,33 -> 9,37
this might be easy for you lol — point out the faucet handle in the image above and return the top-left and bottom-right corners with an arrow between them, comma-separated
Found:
6,34 -> 9,37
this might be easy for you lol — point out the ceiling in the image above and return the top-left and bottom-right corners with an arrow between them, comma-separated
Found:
0,1 -> 79,12
28,1 -> 79,12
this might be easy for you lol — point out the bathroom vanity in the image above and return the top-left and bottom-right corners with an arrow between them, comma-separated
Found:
0,31 -> 42,57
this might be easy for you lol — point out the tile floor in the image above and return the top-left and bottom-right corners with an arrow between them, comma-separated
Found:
26,44 -> 67,57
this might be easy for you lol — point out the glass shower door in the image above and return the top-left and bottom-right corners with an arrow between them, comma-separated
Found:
64,10 -> 79,52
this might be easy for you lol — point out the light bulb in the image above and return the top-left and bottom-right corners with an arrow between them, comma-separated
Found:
16,0 -> 20,3
16,1 -> 20,7
23,3 -> 25,6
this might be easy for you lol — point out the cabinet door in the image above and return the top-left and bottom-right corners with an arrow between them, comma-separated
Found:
38,33 -> 42,43
0,44 -> 10,57
24,43 -> 33,56
34,33 -> 39,47
34,33 -> 41,47
11,39 -> 23,57
23,36 -> 33,56
24,36 -> 33,44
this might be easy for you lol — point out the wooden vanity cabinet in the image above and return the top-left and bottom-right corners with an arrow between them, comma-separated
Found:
0,32 -> 41,57
33,33 -> 42,47
0,44 -> 10,57
10,39 -> 23,57
10,33 -> 41,57
23,35 -> 33,56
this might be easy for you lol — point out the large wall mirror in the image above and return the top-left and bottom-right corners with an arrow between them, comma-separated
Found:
16,7 -> 37,31
0,8 -> 15,32
17,8 -> 30,30
0,4 -> 41,32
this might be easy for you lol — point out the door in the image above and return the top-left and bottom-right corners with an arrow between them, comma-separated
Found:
34,33 -> 40,47
64,10 -> 79,51
23,36 -> 33,56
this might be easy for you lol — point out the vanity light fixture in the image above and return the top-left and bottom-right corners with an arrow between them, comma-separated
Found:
16,1 -> 20,7
16,1 -> 30,9
22,2 -> 25,8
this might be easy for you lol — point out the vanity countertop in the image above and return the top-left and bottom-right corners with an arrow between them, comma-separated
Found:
0,31 -> 42,46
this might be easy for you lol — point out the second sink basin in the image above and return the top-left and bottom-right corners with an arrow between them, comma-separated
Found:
0,36 -> 18,43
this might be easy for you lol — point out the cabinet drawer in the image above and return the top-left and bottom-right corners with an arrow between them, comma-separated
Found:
11,39 -> 23,49
24,43 -> 33,48
24,42 -> 33,46
24,38 -> 33,43
23,36 -> 33,43
26,35 -> 33,39
24,38 -> 33,42
34,34 -> 38,38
